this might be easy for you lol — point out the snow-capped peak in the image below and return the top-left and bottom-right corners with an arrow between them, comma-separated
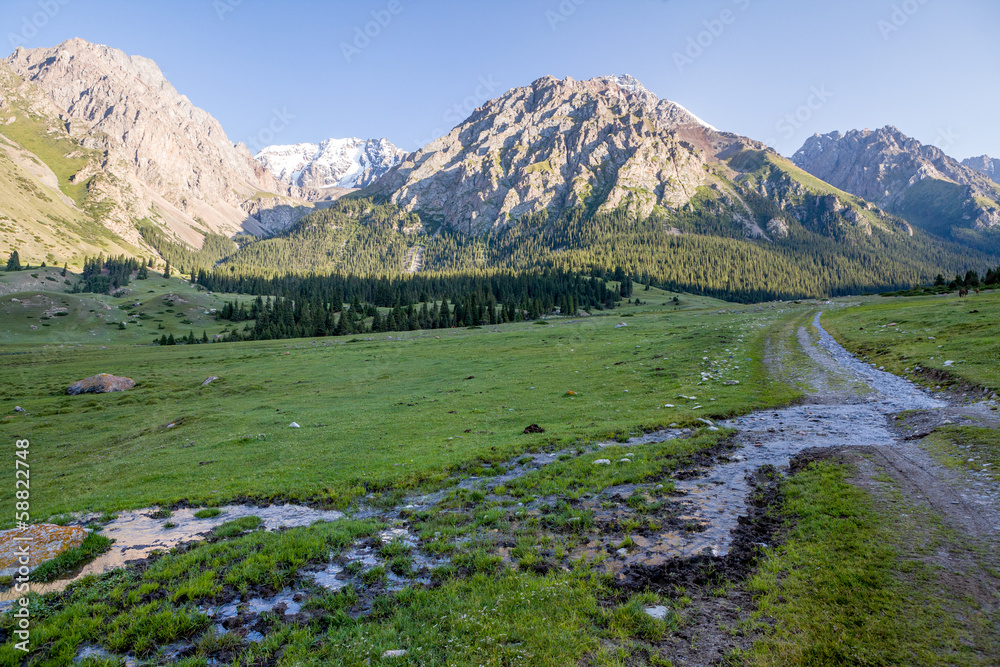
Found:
255,137 -> 406,189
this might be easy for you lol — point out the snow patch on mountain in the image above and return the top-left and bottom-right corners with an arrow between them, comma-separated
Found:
256,138 -> 406,189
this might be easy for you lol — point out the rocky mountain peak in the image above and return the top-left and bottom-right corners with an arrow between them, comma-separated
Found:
367,74 -> 731,232
962,154 -> 999,184
3,38 -> 303,246
794,125 -> 1000,240
255,137 -> 406,190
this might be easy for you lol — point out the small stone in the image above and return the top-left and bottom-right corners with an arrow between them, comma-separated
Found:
382,650 -> 407,659
616,548 -> 628,557
201,376 -> 220,387
289,422 -> 300,428
944,360 -> 955,367
643,605 -> 669,620
619,458 -> 631,464
593,459 -> 611,466
13,406 -> 24,413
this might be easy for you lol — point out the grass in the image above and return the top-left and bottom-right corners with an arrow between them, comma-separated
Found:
29,533 -> 113,584
193,508 -> 223,519
924,425 -> 1000,482
748,457 -> 996,666
0,291 -> 801,521
822,290 -> 1000,393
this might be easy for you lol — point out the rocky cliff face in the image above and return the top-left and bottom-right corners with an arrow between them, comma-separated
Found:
962,155 -> 1000,184
256,137 -> 405,190
368,74 -> 743,233
793,127 -> 1000,236
2,38 -> 310,249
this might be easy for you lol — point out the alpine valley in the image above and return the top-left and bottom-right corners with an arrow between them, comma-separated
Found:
0,39 -> 995,300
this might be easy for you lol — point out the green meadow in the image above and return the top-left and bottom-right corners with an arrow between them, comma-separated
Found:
1,273 -> 997,666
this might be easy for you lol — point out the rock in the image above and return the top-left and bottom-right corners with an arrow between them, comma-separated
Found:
523,424 -> 545,434
593,459 -> 611,466
663,404 -> 675,408
615,322 -> 628,328
616,548 -> 629,557
382,650 -> 407,659
201,376 -> 220,387
0,524 -> 88,574
696,418 -> 715,427
944,360 -> 955,367
619,458 -> 631,464
723,380 -> 740,386
289,422 -> 301,428
67,373 -> 135,395
643,605 -> 669,620
13,406 -> 24,413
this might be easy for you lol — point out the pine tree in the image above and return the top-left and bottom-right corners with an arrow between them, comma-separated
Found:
6,251 -> 21,271
167,333 -> 176,345
202,330 -> 209,344
60,263 -> 67,277
164,261 -> 171,279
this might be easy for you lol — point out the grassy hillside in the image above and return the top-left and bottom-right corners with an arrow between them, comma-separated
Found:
0,266 -> 256,347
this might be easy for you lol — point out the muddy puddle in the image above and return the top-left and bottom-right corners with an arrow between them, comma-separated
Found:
602,312 -> 946,566
0,504 -> 343,603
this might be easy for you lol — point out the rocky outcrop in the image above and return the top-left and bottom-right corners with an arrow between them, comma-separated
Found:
368,74 -> 732,233
962,155 -> 1000,184
793,127 -> 1000,237
3,38 -> 309,249
0,524 -> 87,574
67,373 -> 135,395
256,138 -> 406,190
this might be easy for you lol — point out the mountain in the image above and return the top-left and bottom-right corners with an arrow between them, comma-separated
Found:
256,138 -> 406,190
962,155 -> 1000,184
223,74 -> 992,298
364,75 -> 911,241
368,74 -> 732,232
793,127 -> 1000,250
0,38 -> 313,264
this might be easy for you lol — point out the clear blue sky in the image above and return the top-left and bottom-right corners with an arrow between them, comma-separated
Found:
3,0 -> 998,159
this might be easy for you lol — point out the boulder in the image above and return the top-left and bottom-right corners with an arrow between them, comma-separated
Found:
0,524 -> 88,575
67,374 -> 135,395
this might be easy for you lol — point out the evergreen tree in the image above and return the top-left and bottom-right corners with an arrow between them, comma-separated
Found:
164,261 -> 171,279
6,251 -> 21,271
167,333 -> 176,345
61,263 -> 67,277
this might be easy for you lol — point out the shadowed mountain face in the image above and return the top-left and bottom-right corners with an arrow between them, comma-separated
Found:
963,155 -> 1000,184
793,127 -> 1000,248
1,38 -> 314,255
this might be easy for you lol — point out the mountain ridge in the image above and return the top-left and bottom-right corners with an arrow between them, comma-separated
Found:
793,126 -> 1000,250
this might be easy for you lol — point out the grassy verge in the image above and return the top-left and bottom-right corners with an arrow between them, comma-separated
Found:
747,456 -> 996,666
924,425 -> 1000,483
821,291 -> 1000,393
